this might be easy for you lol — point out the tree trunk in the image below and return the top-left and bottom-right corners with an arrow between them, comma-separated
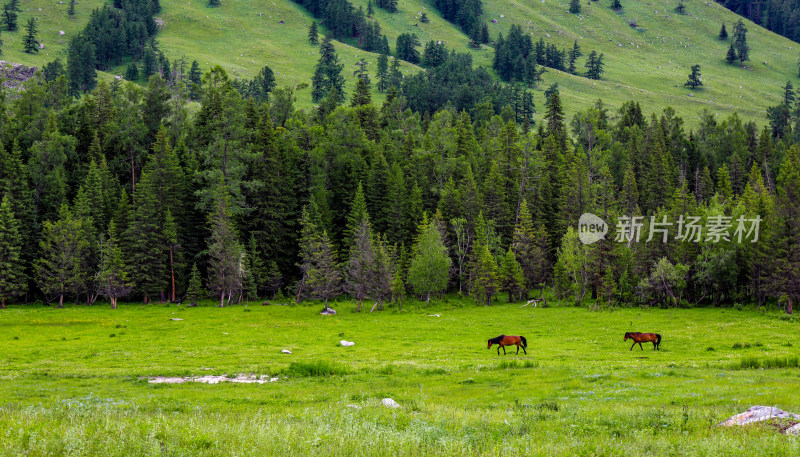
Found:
58,294 -> 63,308
296,273 -> 305,303
1,297 -> 5,309
111,297 -> 117,309
169,245 -> 176,302
357,295 -> 362,312
219,291 -> 225,308
787,296 -> 793,315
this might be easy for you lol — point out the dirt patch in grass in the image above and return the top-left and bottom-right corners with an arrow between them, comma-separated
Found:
147,374 -> 279,384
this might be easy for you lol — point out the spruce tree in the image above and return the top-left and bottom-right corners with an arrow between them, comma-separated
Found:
719,22 -> 728,40
311,35 -> 345,103
499,248 -> 525,302
0,195 -> 26,308
95,222 -> 133,309
125,62 -> 139,81
188,60 -> 202,99
376,52 -> 389,92
209,0 -> 220,6
22,18 -> 39,53
207,185 -> 244,307
684,64 -> 702,89
725,42 -> 737,64
472,244 -> 499,305
732,19 -> 749,65
68,0 -> 76,18
367,0 -> 374,17
2,4 -> 16,31
345,218 -> 376,311
308,21 -> 319,45
186,263 -> 204,305
611,0 -> 622,11
305,231 -> 342,309
567,40 -> 582,74
36,205 -> 92,308
407,214 -> 451,302
569,0 -> 581,14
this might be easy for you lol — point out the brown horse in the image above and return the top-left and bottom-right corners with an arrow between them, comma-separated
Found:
487,335 -> 527,355
624,332 -> 661,351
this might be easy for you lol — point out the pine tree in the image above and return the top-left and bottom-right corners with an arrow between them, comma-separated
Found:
480,22 -> 489,44
388,56 -> 403,89
95,222 -> 133,309
188,60 -> 202,99
344,182 -> 369,248
207,185 -> 244,307
36,205 -> 92,308
2,4 -> 16,31
569,0 -> 581,14
353,59 -> 371,88
611,0 -> 622,11
209,0 -> 220,6
376,52 -> 389,92
125,62 -> 139,81
684,64 -> 702,89
499,248 -> 525,302
407,214 -> 451,302
367,0 -> 375,17
719,22 -> 728,40
22,18 -> 39,53
725,42 -> 737,64
311,35 -> 346,103
567,40 -> 582,74
732,19 -> 749,65
585,50 -> 604,79
472,244 -> 499,305
68,0 -> 76,18
346,218 -> 376,311
308,21 -> 319,44
305,231 -> 342,309
0,195 -> 26,308
186,263 -> 204,305
421,12 -> 429,23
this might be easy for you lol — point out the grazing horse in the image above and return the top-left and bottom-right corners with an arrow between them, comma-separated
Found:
624,332 -> 661,351
487,335 -> 527,355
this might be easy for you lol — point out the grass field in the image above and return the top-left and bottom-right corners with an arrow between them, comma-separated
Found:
2,297 -> 800,455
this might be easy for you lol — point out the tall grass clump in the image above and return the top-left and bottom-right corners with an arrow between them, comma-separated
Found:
284,361 -> 349,377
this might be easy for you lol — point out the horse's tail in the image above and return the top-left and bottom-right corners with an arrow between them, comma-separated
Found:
656,334 -> 661,345
520,336 -> 527,348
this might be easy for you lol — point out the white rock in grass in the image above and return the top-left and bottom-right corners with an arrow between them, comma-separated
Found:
281,349 -> 292,354
170,318 -> 184,321
59,31 -> 65,36
340,340 -> 355,347
381,398 -> 400,408
719,406 -> 800,426
787,423 -> 800,435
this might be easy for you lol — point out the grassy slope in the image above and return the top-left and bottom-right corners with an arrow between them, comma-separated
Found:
5,0 -> 799,124
0,0 -> 106,67
1,300 -> 800,455
479,0 -> 798,123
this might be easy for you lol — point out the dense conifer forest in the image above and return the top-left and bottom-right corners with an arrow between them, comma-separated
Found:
0,0 -> 798,313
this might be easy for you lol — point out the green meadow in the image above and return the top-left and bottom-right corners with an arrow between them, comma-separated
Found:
2,298 -> 800,455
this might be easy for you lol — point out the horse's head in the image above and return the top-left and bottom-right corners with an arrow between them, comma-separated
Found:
487,339 -> 493,349
623,332 -> 630,341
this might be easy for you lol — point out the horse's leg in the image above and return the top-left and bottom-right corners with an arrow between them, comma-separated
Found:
522,345 -> 527,355
630,342 -> 636,351
516,344 -> 519,355
497,346 -> 500,355
639,343 -> 643,351
503,346 -> 507,355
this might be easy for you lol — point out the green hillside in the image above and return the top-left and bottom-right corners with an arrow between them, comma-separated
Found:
7,0 -> 800,123
0,0 -> 105,66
